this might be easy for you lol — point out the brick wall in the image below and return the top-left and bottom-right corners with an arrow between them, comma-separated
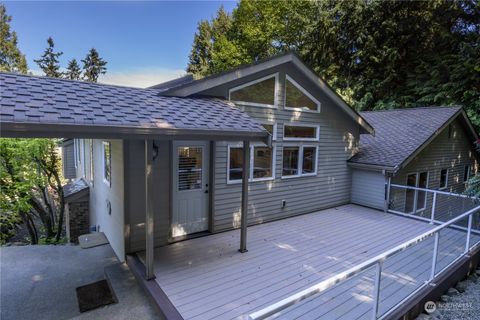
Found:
68,200 -> 89,243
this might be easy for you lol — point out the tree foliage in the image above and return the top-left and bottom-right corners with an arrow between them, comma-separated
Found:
0,139 -> 65,244
0,4 -> 27,73
65,58 -> 82,80
34,37 -> 63,78
82,48 -> 107,82
187,0 -> 480,129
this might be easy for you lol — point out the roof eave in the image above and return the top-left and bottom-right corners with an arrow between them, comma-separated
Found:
0,121 -> 270,144
347,161 -> 396,173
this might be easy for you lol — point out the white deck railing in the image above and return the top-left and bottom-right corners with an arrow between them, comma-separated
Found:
249,185 -> 480,320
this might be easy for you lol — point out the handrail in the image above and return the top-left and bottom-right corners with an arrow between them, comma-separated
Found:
249,199 -> 480,320
390,183 -> 479,200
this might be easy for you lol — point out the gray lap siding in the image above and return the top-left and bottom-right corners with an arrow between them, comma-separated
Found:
391,117 -> 479,219
202,65 -> 360,232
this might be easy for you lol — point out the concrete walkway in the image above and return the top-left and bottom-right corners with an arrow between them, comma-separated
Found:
0,244 -> 161,320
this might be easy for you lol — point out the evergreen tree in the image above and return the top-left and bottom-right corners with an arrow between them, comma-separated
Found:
34,37 -> 63,78
0,4 -> 28,73
187,0 -> 480,130
65,58 -> 82,80
81,48 -> 107,82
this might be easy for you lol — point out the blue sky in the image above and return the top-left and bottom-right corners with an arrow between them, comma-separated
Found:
4,1 -> 237,87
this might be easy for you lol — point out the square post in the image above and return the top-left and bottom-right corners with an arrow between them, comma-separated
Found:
145,139 -> 155,280
384,176 -> 391,213
239,140 -> 250,253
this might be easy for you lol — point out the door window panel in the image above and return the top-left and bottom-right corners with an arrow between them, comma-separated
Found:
405,173 -> 417,213
178,147 -> 202,191
417,172 -> 428,210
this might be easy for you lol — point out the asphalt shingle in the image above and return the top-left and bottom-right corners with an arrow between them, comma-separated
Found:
349,106 -> 462,168
0,72 -> 265,135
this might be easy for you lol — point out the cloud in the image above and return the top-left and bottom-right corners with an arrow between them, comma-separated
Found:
99,67 -> 186,88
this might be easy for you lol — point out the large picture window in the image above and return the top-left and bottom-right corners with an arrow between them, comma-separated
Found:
283,124 -> 319,141
102,141 -> 111,186
228,74 -> 278,108
227,144 -> 275,183
282,145 -> 318,178
284,75 -> 320,112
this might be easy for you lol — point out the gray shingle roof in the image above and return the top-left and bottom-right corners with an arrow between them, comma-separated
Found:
349,106 -> 463,168
0,72 -> 266,138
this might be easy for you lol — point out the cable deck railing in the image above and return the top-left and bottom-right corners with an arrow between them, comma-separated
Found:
249,185 -> 480,320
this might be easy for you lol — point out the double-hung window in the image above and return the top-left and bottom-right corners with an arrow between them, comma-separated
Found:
102,141 -> 111,186
227,144 -> 275,183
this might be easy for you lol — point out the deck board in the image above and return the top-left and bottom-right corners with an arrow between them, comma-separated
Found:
138,205 -> 480,320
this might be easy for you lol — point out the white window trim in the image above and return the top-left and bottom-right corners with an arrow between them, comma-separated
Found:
439,168 -> 449,190
102,141 -> 111,187
406,171 -> 429,213
226,143 -> 276,184
284,75 -> 321,113
281,144 -> 319,179
283,123 -> 320,141
228,73 -> 279,109
261,121 -> 277,141
463,165 -> 471,183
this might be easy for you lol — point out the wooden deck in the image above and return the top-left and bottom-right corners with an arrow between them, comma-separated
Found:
138,204 -> 480,320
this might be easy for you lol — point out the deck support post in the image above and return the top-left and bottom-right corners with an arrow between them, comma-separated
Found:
145,139 -> 155,280
239,140 -> 250,253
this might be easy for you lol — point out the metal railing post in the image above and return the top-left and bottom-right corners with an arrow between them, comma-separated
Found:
372,261 -> 383,320
465,214 -> 473,254
430,192 -> 437,224
429,232 -> 440,281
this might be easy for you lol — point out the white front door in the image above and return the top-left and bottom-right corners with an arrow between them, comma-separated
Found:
172,141 -> 210,237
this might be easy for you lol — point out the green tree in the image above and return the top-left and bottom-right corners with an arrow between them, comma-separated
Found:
34,37 -> 63,78
187,0 -> 480,129
0,4 -> 28,73
65,58 -> 82,80
0,139 -> 65,244
82,48 -> 107,82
